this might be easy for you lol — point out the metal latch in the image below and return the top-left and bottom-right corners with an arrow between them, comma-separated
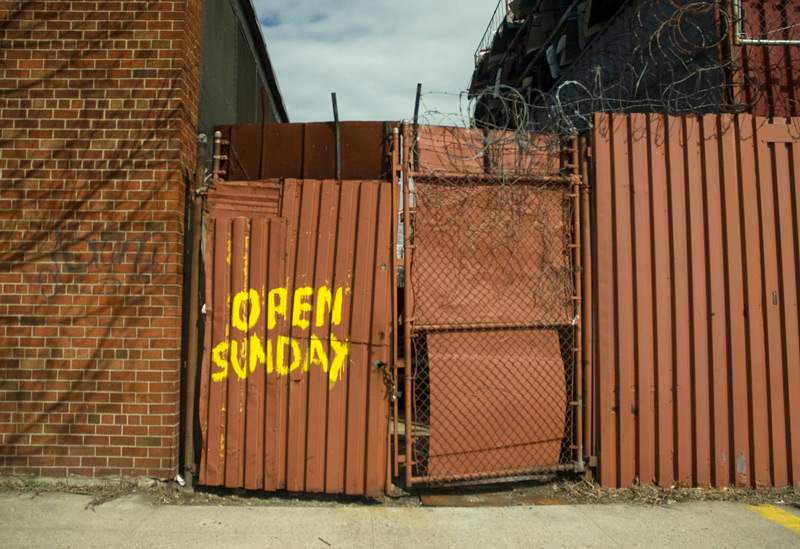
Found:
373,360 -> 401,402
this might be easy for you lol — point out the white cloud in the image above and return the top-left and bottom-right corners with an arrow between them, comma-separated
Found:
256,0 -> 498,123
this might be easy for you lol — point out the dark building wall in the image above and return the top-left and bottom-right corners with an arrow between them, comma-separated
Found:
470,0 -> 779,128
554,0 -> 725,114
199,0 -> 240,131
198,0 -> 288,165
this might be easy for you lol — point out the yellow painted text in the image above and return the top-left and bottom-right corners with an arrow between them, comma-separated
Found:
212,285 -> 350,389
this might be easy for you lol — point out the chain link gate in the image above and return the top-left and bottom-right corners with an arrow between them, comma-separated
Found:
734,0 -> 800,117
395,124 -> 583,486
735,0 -> 800,46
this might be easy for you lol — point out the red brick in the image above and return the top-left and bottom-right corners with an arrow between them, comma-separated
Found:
0,0 -> 198,480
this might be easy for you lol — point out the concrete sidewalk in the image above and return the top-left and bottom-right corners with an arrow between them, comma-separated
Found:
1,491 -> 799,548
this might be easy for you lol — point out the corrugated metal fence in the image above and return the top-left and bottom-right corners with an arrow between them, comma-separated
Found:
193,115 -> 799,494
197,177 -> 397,496
590,113 -> 800,488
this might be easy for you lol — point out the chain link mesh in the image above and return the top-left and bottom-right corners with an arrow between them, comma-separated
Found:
739,0 -> 800,42
738,0 -> 800,117
404,129 -> 577,484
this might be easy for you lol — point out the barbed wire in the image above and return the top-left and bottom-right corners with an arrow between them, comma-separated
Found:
420,0 -> 798,142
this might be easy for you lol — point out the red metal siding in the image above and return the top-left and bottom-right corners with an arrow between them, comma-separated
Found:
198,177 -> 397,496
591,113 -> 800,488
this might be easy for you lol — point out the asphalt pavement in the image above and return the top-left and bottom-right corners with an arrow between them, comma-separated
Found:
1,490 -> 799,548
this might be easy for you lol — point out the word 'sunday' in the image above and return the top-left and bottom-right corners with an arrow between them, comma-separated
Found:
211,286 -> 351,389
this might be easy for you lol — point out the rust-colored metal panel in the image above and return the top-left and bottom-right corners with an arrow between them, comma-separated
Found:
632,115 -> 656,487
205,180 -> 281,219
298,122 -> 390,181
215,124 -> 264,181
411,182 -> 572,327
415,125 -> 485,174
425,330 -> 566,480
663,117 -> 695,486
737,117 -> 769,488
218,122 -> 391,181
591,113 -> 616,487
684,115 -> 714,486
197,177 -> 397,496
590,113 -> 800,488
414,126 -> 560,176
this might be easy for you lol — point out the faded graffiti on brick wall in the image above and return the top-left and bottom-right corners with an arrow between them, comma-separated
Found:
211,285 -> 351,389
37,223 -> 171,300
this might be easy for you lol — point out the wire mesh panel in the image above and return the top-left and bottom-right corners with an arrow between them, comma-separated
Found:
411,182 -> 571,327
405,133 -> 577,483
418,329 -> 571,481
738,0 -> 800,45
738,0 -> 800,117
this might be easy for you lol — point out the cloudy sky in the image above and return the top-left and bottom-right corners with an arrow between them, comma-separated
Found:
255,0 -> 498,123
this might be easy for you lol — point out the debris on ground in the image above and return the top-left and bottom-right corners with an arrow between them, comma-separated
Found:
1,475 -> 797,509
550,477 -> 800,507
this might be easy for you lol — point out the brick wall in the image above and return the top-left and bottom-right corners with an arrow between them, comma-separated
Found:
0,0 -> 202,479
